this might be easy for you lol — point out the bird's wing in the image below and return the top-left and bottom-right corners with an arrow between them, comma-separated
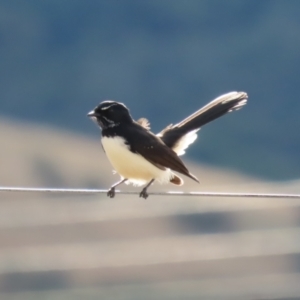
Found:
127,125 -> 199,183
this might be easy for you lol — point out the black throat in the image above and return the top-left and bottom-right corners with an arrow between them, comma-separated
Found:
101,120 -> 133,138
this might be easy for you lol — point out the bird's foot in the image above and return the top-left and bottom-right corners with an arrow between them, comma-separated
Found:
107,187 -> 115,198
139,188 -> 149,199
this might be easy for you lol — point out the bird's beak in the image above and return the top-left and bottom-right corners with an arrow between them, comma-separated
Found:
87,110 -> 96,117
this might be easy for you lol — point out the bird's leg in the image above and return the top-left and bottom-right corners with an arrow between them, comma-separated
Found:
139,179 -> 155,199
107,178 -> 128,198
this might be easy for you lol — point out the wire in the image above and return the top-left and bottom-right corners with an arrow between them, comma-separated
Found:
0,187 -> 300,198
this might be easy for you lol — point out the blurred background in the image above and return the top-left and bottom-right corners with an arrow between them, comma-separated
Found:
1,1 -> 300,299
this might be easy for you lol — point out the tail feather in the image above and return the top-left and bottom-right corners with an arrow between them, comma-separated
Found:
176,91 -> 247,131
159,91 -> 247,151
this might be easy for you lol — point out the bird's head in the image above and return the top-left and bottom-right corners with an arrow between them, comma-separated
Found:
87,101 -> 132,129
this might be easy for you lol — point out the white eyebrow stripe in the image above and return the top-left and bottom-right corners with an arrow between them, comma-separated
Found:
101,103 -> 118,110
101,102 -> 127,111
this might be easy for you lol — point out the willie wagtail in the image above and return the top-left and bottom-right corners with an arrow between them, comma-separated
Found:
87,91 -> 247,199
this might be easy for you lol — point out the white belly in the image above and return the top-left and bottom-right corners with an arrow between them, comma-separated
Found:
101,136 -> 173,186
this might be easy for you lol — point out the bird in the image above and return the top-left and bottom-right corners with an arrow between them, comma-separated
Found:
87,91 -> 248,199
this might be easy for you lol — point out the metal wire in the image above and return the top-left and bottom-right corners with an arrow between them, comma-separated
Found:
0,186 -> 300,198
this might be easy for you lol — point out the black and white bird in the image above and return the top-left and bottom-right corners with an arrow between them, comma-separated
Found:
87,91 -> 247,199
